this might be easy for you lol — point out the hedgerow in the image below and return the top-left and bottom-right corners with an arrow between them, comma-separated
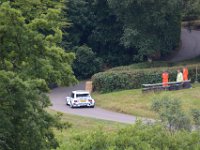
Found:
58,121 -> 200,150
92,64 -> 200,92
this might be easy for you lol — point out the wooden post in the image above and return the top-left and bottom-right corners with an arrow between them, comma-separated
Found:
85,81 -> 93,93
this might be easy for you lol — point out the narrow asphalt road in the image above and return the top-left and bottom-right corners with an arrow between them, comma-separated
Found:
49,29 -> 200,124
49,82 -> 138,124
171,28 -> 200,62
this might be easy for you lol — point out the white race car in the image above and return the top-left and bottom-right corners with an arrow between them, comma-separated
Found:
66,90 -> 95,108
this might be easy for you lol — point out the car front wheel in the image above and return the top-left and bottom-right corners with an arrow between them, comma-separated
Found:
70,102 -> 74,108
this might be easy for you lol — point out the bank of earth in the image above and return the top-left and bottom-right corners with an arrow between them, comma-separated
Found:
93,84 -> 200,118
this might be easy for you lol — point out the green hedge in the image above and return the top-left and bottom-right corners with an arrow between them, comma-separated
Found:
92,64 -> 200,92
59,121 -> 200,150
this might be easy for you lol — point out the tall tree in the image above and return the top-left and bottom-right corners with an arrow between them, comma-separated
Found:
0,1 -> 76,149
72,45 -> 102,79
182,0 -> 200,20
63,0 -> 135,68
88,0 -> 135,66
63,0 -> 96,49
0,0 -> 76,86
0,71 -> 59,150
108,0 -> 182,60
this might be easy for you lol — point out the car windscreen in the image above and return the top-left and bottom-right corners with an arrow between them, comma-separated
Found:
76,94 -> 89,98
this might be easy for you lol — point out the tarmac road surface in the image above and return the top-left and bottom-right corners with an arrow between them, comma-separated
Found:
49,82 -> 140,124
49,29 -> 200,124
171,29 -> 200,62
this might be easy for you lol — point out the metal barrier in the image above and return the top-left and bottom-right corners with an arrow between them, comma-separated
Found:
142,80 -> 191,93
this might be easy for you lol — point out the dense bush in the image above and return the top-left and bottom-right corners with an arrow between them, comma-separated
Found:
73,45 -> 102,79
152,96 -> 191,131
192,109 -> 200,128
92,64 -> 200,92
58,121 -> 200,150
108,0 -> 182,59
64,0 -> 134,68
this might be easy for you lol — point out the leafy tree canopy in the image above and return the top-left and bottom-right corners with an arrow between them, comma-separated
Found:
63,0 -> 200,70
0,0 -> 76,86
182,0 -> 200,20
64,0 -> 135,69
108,0 -> 183,60
73,45 -> 102,79
0,0 -> 76,149
152,96 -> 191,132
0,71 -> 59,150
58,121 -> 200,150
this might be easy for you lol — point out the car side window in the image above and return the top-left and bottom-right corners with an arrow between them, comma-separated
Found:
71,93 -> 74,98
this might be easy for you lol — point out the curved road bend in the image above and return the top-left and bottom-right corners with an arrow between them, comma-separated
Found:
171,28 -> 200,62
49,82 -> 138,124
49,29 -> 200,124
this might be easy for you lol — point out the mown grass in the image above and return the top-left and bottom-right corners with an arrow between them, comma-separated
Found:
109,57 -> 200,72
48,109 -> 127,147
93,84 -> 200,119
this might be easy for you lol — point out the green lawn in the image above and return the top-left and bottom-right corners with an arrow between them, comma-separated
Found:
93,84 -> 200,119
48,109 -> 127,149
109,56 -> 200,71
48,84 -> 200,149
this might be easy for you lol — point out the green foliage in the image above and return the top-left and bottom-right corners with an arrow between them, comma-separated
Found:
93,84 -> 200,119
92,64 -> 200,92
108,0 -> 182,59
0,0 -> 76,149
63,0 -> 134,67
0,0 -> 77,86
63,0 -> 96,48
182,0 -> 200,20
57,121 -> 200,150
88,0 -> 135,66
191,109 -> 200,128
109,62 -> 171,71
73,45 -> 102,79
152,96 -> 191,131
0,71 -> 61,150
63,0 -> 200,69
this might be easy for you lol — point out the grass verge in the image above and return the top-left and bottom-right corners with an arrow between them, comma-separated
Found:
48,109 -> 127,149
93,84 -> 200,119
109,57 -> 200,72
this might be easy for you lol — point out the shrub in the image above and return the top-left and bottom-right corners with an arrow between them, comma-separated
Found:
57,121 -> 200,150
191,109 -> 200,128
73,45 -> 103,79
92,64 -> 200,92
152,96 -> 191,132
